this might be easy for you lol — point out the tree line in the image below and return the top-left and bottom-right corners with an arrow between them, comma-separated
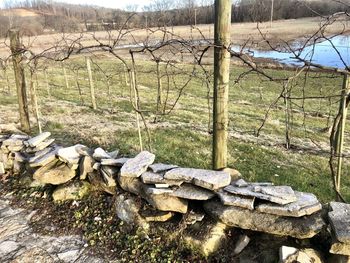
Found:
0,0 -> 349,37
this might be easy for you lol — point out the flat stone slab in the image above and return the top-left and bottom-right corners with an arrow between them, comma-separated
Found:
92,147 -> 111,160
29,147 -> 60,168
33,160 -> 77,185
145,187 -> 173,195
224,185 -> 297,205
204,200 -> 325,239
171,183 -> 215,200
140,171 -> 183,186
120,151 -> 155,178
330,241 -> 350,256
25,132 -> 51,147
100,158 -> 129,166
149,163 -> 178,173
217,190 -> 255,210
57,145 -> 83,164
30,138 -> 55,152
164,168 -> 231,190
329,202 -> 350,243
79,155 -> 95,180
256,191 -> 322,217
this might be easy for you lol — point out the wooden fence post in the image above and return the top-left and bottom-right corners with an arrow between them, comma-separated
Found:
86,57 -> 97,110
9,29 -> 30,133
334,74 -> 350,199
212,0 -> 231,170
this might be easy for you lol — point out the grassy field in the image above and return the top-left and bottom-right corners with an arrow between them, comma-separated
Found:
0,53 -> 349,203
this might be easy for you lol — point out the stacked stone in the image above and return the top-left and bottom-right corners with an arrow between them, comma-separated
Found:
0,132 -> 326,240
328,202 -> 350,257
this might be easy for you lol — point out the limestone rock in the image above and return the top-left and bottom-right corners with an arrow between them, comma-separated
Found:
75,145 -> 93,156
330,241 -> 350,256
120,151 -> 155,178
100,158 -> 129,166
0,162 -> 4,175
28,147 -> 54,163
25,132 -> 51,147
57,145 -> 83,164
329,202 -> 350,243
140,171 -> 183,186
144,185 -> 188,213
141,210 -> 174,222
217,190 -> 255,210
52,181 -> 91,202
204,200 -> 325,239
280,246 -> 324,263
145,187 -> 173,195
79,156 -> 95,180
224,184 -> 297,205
149,163 -> 178,173
280,246 -> 298,262
222,167 -> 242,182
29,147 -> 60,168
183,220 -> 227,256
233,235 -> 250,255
164,168 -> 231,190
115,194 -> 149,230
27,138 -> 55,153
117,174 -> 145,196
33,160 -> 77,185
100,165 -> 119,178
171,183 -> 215,200
233,178 -> 249,187
92,147 -> 111,160
256,192 -> 322,217
88,171 -> 116,195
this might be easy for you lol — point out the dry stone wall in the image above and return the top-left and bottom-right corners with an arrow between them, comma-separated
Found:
1,131 -> 350,259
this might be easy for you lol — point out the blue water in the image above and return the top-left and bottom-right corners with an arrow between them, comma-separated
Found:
231,35 -> 350,69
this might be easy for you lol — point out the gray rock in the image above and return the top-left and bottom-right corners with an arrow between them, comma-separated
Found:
117,174 -> 145,196
256,192 -> 322,217
234,179 -> 249,187
145,187 -> 173,195
329,202 -> 350,243
100,165 -> 119,177
149,163 -> 178,173
143,185 -> 188,213
140,171 -> 183,186
88,171 -> 116,195
141,210 -> 174,222
224,185 -> 297,205
217,190 -> 255,210
0,162 -> 4,175
233,235 -> 250,255
171,183 -> 215,200
29,147 -> 60,168
79,155 -> 95,180
75,145 -> 93,156
25,132 -> 51,147
28,147 -> 54,163
280,246 -> 298,262
115,194 -> 149,230
92,147 -> 111,160
33,160 -> 77,185
204,200 -> 325,239
100,169 -> 117,188
29,138 -> 55,152
52,181 -> 91,202
120,151 -> 155,178
107,149 -> 119,158
253,185 -> 296,201
330,241 -> 350,256
57,145 -> 83,164
164,168 -> 231,190
100,158 -> 129,166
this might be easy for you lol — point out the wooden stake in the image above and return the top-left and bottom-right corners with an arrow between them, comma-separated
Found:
212,0 -> 231,170
9,29 -> 30,133
335,74 -> 350,195
86,57 -> 97,110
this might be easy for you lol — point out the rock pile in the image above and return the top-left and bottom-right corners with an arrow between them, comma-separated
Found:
0,132 -> 349,259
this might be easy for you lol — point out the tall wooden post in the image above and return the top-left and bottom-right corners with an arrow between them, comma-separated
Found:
213,0 -> 231,170
9,29 -> 30,133
334,74 -> 350,198
86,57 -> 97,110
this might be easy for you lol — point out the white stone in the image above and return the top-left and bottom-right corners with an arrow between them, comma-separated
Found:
120,151 -> 155,178
217,190 -> 255,210
57,145 -> 83,164
25,132 -> 51,147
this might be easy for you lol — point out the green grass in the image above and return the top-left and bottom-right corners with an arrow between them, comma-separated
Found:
0,55 -> 349,203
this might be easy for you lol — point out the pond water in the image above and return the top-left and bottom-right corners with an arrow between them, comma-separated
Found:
231,35 -> 350,69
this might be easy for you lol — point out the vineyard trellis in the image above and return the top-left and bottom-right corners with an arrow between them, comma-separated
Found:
1,2 -> 350,201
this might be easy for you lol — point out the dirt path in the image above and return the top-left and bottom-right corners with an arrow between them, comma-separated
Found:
0,194 -> 105,263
